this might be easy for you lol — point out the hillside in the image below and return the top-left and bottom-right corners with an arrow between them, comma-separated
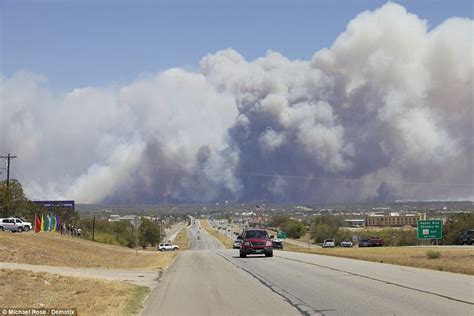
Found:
0,231 -> 176,269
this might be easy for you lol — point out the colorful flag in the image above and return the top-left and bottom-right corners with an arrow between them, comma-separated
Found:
56,215 -> 60,231
44,214 -> 50,232
51,215 -> 56,232
34,214 -> 41,233
47,214 -> 52,231
40,214 -> 44,232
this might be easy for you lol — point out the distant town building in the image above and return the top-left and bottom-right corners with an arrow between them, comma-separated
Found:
344,219 -> 366,227
365,213 -> 426,227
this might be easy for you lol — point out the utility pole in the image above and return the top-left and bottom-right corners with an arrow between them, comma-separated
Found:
92,216 -> 96,242
1,153 -> 17,217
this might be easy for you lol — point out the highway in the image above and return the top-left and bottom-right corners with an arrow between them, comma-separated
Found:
141,219 -> 298,316
141,219 -> 474,315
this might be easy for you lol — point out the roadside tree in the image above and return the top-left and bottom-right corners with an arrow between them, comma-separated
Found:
0,179 -> 30,218
442,213 -> 474,244
281,219 -> 306,239
138,218 -> 161,248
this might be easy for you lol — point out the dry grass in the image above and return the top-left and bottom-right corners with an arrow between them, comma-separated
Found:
0,269 -> 149,316
0,232 -> 177,269
172,228 -> 189,251
290,233 -> 312,244
200,220 -> 233,248
283,242 -> 474,275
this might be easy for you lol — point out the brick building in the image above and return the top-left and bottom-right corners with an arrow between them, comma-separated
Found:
365,213 -> 426,227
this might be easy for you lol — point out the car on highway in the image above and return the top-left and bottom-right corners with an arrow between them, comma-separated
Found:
340,240 -> 353,247
158,243 -> 179,251
359,239 -> 370,247
233,240 -> 241,249
0,217 -> 32,232
368,236 -> 384,247
322,239 -> 335,248
238,228 -> 273,257
456,229 -> 474,245
455,229 -> 474,245
272,239 -> 283,249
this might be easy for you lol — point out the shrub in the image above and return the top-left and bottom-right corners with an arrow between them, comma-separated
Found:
281,219 -> 306,239
426,250 -> 441,259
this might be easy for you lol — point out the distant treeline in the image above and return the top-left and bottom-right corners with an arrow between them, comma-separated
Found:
79,218 -> 161,249
269,213 -> 474,246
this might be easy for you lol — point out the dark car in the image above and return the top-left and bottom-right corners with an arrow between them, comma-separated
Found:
369,236 -> 384,247
272,239 -> 283,249
238,228 -> 273,258
359,239 -> 370,247
455,229 -> 474,245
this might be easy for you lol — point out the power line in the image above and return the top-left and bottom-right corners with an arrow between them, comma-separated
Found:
13,164 -> 49,201
144,164 -> 473,188
14,160 -> 50,200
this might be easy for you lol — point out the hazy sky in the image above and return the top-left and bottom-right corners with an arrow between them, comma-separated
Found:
2,0 -> 472,91
1,1 -> 473,203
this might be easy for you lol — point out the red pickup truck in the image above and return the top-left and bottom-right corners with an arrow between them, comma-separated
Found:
238,228 -> 274,258
369,236 -> 384,247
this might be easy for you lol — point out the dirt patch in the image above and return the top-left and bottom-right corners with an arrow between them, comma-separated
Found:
283,242 -> 474,275
0,269 -> 149,315
0,232 -> 176,269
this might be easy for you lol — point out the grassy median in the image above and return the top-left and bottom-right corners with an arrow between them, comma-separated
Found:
283,242 -> 474,275
0,232 -> 177,269
172,228 -> 190,251
0,269 -> 149,315
199,220 -> 233,248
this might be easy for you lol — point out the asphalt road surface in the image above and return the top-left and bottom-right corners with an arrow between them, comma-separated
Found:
141,219 -> 298,316
141,220 -> 474,316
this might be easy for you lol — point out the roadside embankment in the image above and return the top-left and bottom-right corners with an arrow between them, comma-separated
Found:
0,231 -> 183,315
0,232 -> 176,269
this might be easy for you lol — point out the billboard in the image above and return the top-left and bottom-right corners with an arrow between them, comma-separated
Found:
33,200 -> 75,210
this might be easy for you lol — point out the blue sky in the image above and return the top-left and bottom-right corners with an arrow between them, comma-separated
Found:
1,0 -> 472,91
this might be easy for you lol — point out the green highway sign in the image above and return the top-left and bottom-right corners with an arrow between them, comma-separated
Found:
277,231 -> 287,239
417,220 -> 442,239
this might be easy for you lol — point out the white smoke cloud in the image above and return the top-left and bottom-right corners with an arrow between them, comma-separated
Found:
1,2 -> 472,203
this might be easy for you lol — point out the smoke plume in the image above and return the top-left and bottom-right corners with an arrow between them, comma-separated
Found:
1,3 -> 472,203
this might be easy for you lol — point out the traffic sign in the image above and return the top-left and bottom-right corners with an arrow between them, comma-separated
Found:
417,220 -> 442,239
277,231 -> 287,239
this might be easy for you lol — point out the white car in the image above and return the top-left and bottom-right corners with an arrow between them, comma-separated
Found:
158,243 -> 179,251
0,218 -> 32,232
322,239 -> 335,248
340,240 -> 353,247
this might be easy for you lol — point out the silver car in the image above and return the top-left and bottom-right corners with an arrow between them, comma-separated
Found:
340,240 -> 353,247
0,218 -> 23,232
322,239 -> 335,248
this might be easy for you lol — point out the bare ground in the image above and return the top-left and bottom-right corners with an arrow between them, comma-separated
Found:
0,269 -> 149,315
